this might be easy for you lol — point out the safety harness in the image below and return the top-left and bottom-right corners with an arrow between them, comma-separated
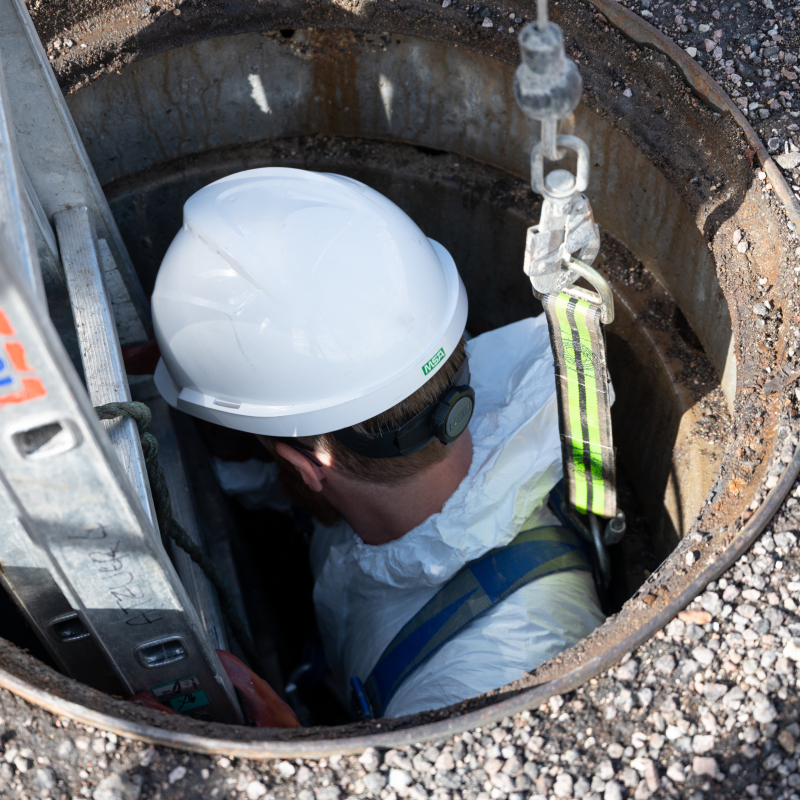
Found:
351,523 -> 590,720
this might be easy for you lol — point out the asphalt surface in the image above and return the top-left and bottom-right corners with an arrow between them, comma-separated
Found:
3,0 -> 800,798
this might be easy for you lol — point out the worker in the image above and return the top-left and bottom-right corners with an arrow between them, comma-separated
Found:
150,167 -> 605,722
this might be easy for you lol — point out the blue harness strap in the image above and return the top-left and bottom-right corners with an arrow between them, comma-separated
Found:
351,524 -> 590,719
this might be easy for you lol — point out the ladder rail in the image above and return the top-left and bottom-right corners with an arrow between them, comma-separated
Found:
0,52 -> 123,690
0,0 -> 152,339
0,56 -> 45,307
57,209 -> 234,659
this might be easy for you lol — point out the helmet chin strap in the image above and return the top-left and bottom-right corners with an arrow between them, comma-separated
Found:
331,357 -> 475,459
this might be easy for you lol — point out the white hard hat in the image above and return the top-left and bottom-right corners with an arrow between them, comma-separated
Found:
152,168 -> 468,436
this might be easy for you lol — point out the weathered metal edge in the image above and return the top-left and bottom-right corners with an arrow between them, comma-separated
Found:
0,5 -> 795,757
587,0 -> 800,233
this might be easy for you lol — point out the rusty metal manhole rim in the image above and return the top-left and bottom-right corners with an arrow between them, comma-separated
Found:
0,6 -> 795,757
0,450 -> 793,758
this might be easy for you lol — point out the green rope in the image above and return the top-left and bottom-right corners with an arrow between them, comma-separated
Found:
95,401 -> 259,668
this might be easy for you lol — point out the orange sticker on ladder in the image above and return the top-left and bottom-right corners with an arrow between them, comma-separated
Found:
0,377 -> 46,406
0,307 -> 47,406
5,342 -> 34,373
0,310 -> 14,336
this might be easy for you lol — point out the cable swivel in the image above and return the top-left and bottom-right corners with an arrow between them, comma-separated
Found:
530,134 -> 589,201
513,22 -> 582,125
513,0 -> 600,296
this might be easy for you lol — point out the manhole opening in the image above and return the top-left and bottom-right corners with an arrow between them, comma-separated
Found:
6,13 -> 779,744
0,133 -> 730,730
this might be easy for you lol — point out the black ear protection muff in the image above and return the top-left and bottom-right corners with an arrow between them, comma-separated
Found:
331,357 -> 475,458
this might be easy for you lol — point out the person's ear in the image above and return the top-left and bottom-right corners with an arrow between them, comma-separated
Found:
272,441 -> 326,493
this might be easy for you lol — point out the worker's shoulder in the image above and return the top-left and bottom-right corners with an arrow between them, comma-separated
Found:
384,569 -> 602,718
467,315 -> 550,359
466,316 -> 554,405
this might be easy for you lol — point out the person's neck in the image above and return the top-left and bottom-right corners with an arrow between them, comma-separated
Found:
323,430 -> 474,545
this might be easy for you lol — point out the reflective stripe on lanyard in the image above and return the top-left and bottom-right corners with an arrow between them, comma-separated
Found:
351,525 -> 591,720
541,291 -> 616,519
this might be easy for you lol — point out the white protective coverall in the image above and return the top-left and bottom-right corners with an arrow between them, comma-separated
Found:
308,316 -> 605,719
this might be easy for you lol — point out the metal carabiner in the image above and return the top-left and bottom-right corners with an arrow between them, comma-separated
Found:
530,134 -> 590,202
558,256 -> 615,324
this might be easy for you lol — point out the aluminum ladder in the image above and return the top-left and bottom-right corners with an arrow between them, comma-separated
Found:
0,0 -> 243,723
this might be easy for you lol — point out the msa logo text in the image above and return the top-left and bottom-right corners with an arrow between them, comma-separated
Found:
422,348 -> 446,376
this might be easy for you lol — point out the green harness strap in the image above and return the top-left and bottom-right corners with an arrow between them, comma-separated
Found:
541,292 -> 616,519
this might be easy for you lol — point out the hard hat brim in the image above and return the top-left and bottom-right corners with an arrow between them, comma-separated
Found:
154,239 -> 468,437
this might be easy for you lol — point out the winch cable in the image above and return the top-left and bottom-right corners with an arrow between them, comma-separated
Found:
514,0 -> 624,584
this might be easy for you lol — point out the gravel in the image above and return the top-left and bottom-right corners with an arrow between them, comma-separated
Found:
0,1 -> 798,799
6,479 -> 800,800
616,0 -> 800,218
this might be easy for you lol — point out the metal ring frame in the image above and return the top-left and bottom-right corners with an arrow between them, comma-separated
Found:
561,257 -> 615,324
0,1 -> 797,758
530,134 -> 590,201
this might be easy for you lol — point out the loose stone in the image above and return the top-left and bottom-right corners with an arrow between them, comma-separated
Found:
553,773 -> 574,797
778,729 -> 797,753
35,767 -> 57,790
678,609 -> 711,625
666,763 -> 686,783
92,774 -> 141,800
692,756 -> 718,777
363,772 -> 387,794
776,152 -> 800,169
247,781 -> 268,800
604,780 -> 624,800
435,751 -> 455,772
389,769 -> 413,790
692,646 -> 714,666
692,735 -> 715,754
359,748 -> 381,773
608,743 -> 624,759
654,655 -> 676,675
168,766 -> 187,784
485,758 -> 503,777
753,699 -> 778,724
616,659 -> 639,682
597,759 -> 615,780
278,761 -> 297,778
